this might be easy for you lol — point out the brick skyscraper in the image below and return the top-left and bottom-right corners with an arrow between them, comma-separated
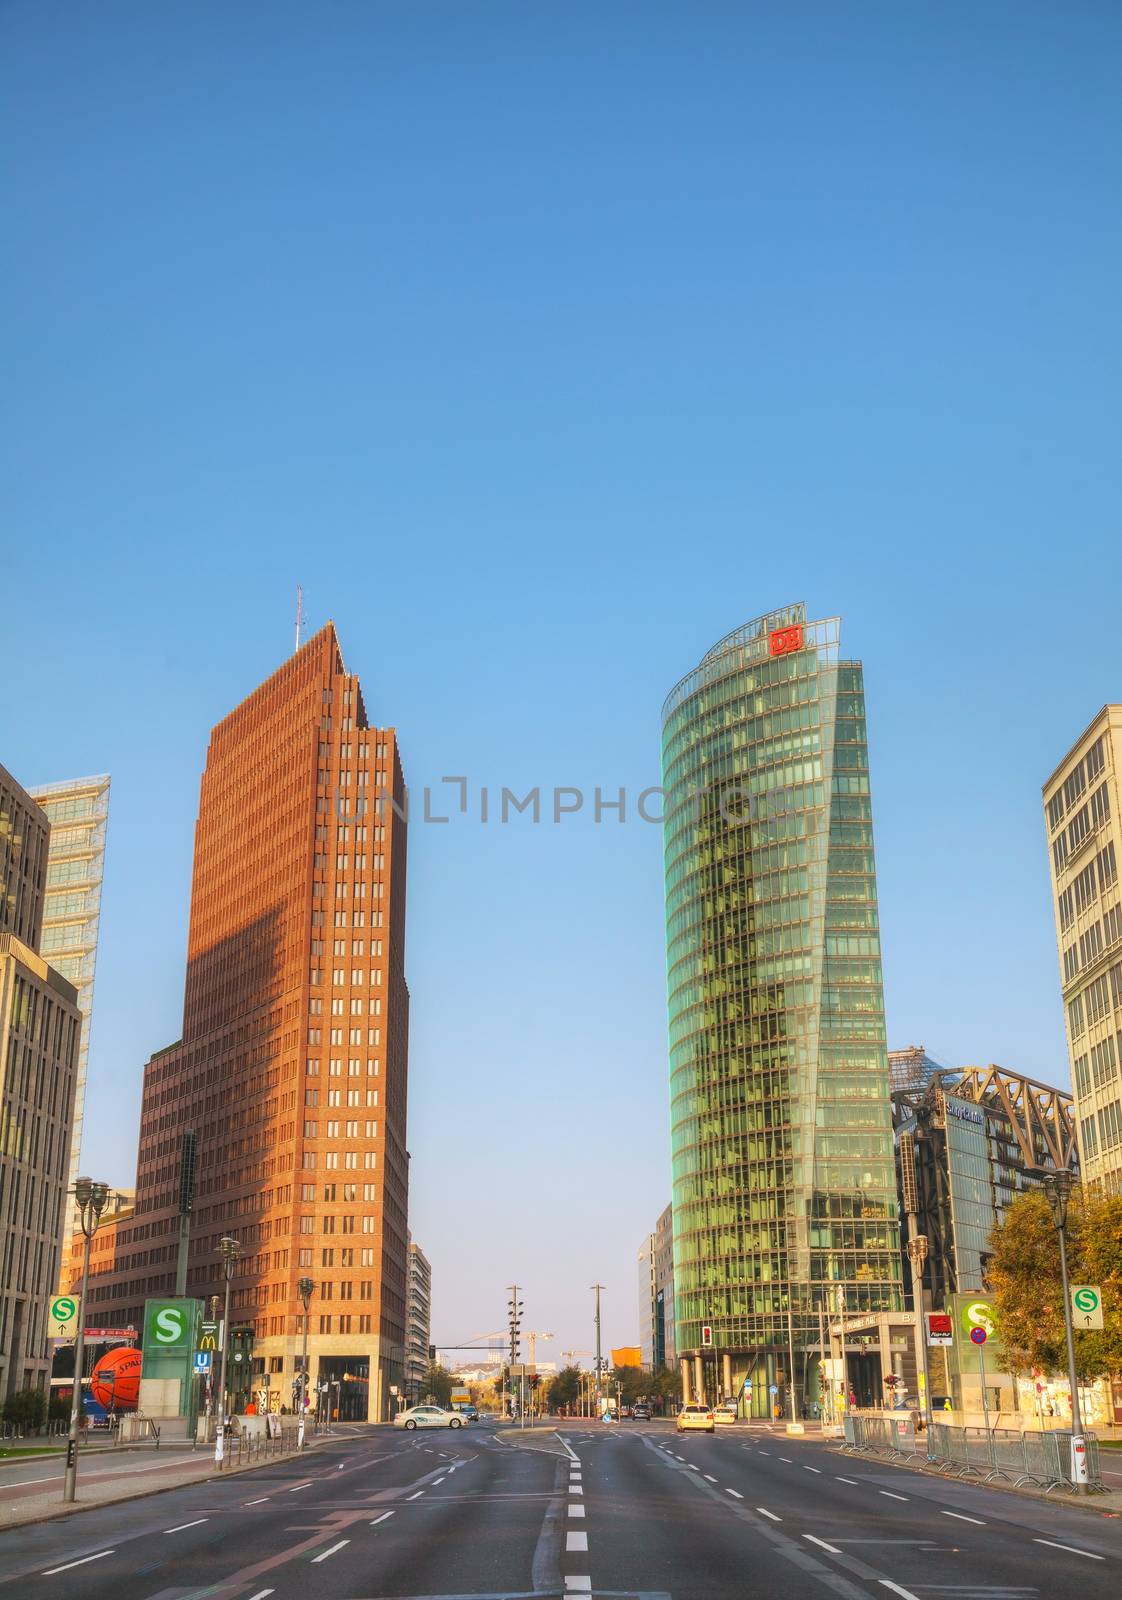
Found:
80,624 -> 410,1420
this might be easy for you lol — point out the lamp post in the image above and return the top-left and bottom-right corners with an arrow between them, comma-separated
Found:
63,1178 -> 111,1502
297,1275 -> 314,1448
214,1236 -> 242,1469
591,1284 -> 605,1415
1042,1171 -> 1087,1493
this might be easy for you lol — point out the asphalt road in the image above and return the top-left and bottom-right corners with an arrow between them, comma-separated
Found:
0,1420 -> 1117,1599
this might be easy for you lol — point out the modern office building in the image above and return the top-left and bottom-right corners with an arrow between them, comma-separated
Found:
1042,706 -> 1122,1194
405,1238 -> 431,1403
79,624 -> 412,1419
892,1064 -> 1077,1306
662,605 -> 902,1413
0,764 -> 82,1398
28,775 -> 110,1204
638,1201 -> 675,1371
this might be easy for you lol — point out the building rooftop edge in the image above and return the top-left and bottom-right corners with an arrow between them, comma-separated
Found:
1041,704 -> 1120,794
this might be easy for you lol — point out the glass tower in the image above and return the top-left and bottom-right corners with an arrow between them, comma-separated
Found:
662,604 -> 901,1413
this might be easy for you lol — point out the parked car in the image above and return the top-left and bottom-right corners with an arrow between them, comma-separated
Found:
676,1403 -> 715,1434
394,1404 -> 465,1430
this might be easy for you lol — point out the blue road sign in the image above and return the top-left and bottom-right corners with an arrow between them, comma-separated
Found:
769,1383 -> 778,1394
193,1350 -> 213,1374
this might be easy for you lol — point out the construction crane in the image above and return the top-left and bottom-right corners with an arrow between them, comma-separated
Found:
525,1331 -> 554,1369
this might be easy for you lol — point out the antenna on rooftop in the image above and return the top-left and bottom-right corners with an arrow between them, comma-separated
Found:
295,584 -> 303,652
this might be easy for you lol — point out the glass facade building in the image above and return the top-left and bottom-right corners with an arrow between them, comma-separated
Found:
28,775 -> 110,1199
662,604 -> 901,1411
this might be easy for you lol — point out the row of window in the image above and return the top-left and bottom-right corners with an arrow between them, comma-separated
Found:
1068,960 -> 1122,1037
1049,735 -> 1107,831
308,997 -> 382,1016
1053,781 -> 1112,873
307,1028 -> 382,1045
302,1119 -> 378,1138
1082,1097 -> 1122,1158
1074,1032 -> 1121,1096
1063,906 -> 1122,982
300,1150 -> 377,1171
305,1088 -> 378,1107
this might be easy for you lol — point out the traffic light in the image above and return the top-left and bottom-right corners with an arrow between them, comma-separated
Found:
529,1374 -> 541,1389
701,1324 -> 713,1348
230,1326 -> 254,1368
428,1345 -> 436,1362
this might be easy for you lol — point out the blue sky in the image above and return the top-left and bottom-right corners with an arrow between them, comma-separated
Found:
3,2 -> 1120,1364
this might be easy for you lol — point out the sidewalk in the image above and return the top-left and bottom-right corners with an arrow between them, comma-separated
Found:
0,1438 -> 319,1531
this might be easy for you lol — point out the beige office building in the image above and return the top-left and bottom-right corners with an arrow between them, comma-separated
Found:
1042,706 -> 1122,1193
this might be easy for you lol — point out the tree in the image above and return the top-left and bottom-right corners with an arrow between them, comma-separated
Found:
647,1365 -> 684,1411
611,1365 -> 647,1406
423,1363 -> 453,1407
987,1188 -> 1122,1382
547,1366 -> 581,1413
3,1387 -> 47,1433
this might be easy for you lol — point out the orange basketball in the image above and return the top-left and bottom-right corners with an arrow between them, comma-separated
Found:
90,1346 -> 142,1410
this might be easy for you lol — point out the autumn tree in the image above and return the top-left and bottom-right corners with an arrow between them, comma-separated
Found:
987,1188 -> 1122,1381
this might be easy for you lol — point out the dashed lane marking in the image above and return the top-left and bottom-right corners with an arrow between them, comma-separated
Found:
569,1484 -> 583,1494
311,1539 -> 350,1563
836,1477 -> 858,1485
879,1491 -> 908,1501
433,1477 -> 446,1485
371,1511 -> 394,1524
778,1456 -> 793,1463
941,1510 -> 986,1525
881,1584 -> 922,1600
288,1482 -> 312,1492
407,1490 -> 425,1500
246,1590 -> 274,1600
804,1535 -> 842,1554
164,1519 -> 208,1534
804,1466 -> 822,1473
704,1474 -> 718,1482
245,1497 -> 270,1505
565,1580 -> 591,1593
41,1552 -> 114,1576
756,1507 -> 781,1521
725,1488 -> 743,1499
568,1503 -> 585,1517
566,1531 -> 589,1552
1032,1539 -> 1103,1560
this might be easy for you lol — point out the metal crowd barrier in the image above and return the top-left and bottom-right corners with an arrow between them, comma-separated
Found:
837,1415 -> 1105,1492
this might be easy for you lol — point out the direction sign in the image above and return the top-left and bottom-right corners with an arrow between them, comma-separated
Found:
969,1326 -> 987,1346
48,1295 -> 81,1339
1071,1285 -> 1104,1329
193,1350 -> 212,1375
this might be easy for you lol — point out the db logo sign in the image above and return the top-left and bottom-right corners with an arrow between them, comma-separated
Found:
768,625 -> 804,657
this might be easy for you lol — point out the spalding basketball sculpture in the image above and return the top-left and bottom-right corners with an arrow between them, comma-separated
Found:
89,1346 -> 142,1411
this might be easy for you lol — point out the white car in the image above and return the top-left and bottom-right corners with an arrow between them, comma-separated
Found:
394,1404 -> 465,1430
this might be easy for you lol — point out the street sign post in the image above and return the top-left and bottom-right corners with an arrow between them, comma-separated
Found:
926,1312 -> 953,1347
48,1295 -> 81,1339
193,1350 -> 212,1375
1071,1286 -> 1104,1330
970,1326 -> 990,1432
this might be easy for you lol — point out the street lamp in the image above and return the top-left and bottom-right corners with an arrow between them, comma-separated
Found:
296,1276 -> 314,1448
1042,1171 -> 1087,1493
214,1236 -> 242,1469
63,1178 -> 111,1502
906,1233 -> 934,1442
591,1284 -> 605,1415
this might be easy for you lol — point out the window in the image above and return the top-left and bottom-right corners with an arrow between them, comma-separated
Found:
1069,804 -> 1090,853
1048,791 -> 1066,832
1086,735 -> 1105,782
1053,834 -> 1069,875
1079,923 -> 1103,969
1091,782 -> 1111,830
1063,761 -> 1086,812
1074,1054 -> 1091,1097
1100,842 -> 1118,892
1069,994 -> 1085,1038
1090,1035 -> 1117,1088
1059,887 -> 1075,931
1085,973 -> 1111,1026
1073,861 -> 1098,914
1064,944 -> 1080,984
1082,1115 -> 1098,1158
1104,904 -> 1122,948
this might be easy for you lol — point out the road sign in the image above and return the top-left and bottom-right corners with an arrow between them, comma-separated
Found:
193,1350 -> 212,1375
926,1312 -> 953,1347
969,1326 -> 987,1346
1071,1285 -> 1104,1330
48,1295 -> 81,1339
743,1379 -> 753,1394
769,1383 -> 778,1395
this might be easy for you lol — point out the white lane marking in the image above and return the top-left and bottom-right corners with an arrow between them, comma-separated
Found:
805,1535 -> 842,1554
835,1476 -> 858,1485
758,1450 -> 770,1455
407,1490 -> 425,1500
879,1490 -> 908,1501
725,1488 -> 744,1499
881,1585 -> 923,1600
42,1552 -> 114,1576
432,1477 -> 445,1485
569,1484 -> 583,1495
803,1465 -> 821,1473
247,1591 -> 275,1600
941,1510 -> 985,1525
566,1531 -> 589,1551
311,1539 -> 350,1563
245,1497 -> 270,1505
289,1482 -> 312,1492
164,1519 -> 208,1534
568,1503 -> 586,1517
756,1507 -> 781,1521
778,1456 -> 793,1463
565,1580 -> 592,1593
1032,1539 -> 1103,1560
704,1474 -> 718,1482
371,1511 -> 394,1524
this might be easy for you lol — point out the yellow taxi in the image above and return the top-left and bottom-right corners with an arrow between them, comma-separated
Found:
676,1402 -> 715,1434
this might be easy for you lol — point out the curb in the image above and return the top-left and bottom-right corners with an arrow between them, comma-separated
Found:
825,1444 -> 1122,1519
